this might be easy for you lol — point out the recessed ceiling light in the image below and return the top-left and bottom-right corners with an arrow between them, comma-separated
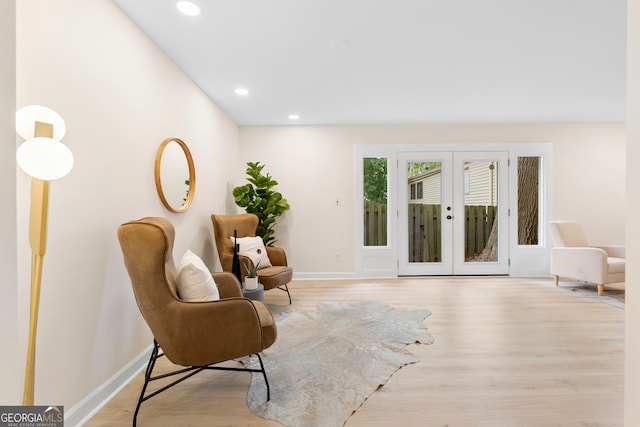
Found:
288,114 -> 300,120
235,88 -> 249,96
176,1 -> 200,16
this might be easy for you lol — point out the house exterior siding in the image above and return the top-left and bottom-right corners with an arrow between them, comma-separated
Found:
407,161 -> 497,206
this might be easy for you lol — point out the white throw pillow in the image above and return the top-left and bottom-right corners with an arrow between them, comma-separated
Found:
230,236 -> 272,269
176,250 -> 220,301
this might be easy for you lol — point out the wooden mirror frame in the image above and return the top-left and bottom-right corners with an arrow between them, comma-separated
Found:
154,137 -> 196,213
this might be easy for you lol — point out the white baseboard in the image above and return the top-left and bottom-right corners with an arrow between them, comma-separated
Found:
65,344 -> 153,427
293,271 -> 360,280
292,271 -> 398,280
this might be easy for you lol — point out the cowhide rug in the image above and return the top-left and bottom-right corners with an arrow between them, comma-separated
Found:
241,300 -> 434,427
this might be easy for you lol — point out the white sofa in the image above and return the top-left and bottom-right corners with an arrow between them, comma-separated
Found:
549,221 -> 625,296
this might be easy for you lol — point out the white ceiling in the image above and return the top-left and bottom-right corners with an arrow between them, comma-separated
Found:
113,0 -> 627,126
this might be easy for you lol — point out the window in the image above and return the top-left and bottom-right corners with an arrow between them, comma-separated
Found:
363,157 -> 388,246
517,156 -> 540,245
416,182 -> 423,199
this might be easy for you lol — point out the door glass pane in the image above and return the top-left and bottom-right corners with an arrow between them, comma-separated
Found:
517,156 -> 540,245
408,161 -> 442,263
363,157 -> 388,246
464,161 -> 498,262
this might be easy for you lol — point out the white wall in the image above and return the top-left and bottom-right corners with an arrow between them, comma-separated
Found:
8,0 -> 631,420
626,0 -> 640,425
15,0 -> 240,414
0,0 -> 19,405
240,123 -> 626,273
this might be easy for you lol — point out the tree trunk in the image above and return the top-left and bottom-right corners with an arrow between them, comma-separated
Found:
470,157 -> 539,262
473,213 -> 498,262
518,157 -> 539,245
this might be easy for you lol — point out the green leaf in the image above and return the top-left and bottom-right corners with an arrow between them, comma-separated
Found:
232,161 -> 290,244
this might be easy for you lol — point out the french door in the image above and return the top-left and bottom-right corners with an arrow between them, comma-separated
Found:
398,151 -> 509,275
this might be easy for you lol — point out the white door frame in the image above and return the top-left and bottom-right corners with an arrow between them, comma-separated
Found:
452,151 -> 509,275
397,151 -> 509,276
397,151 -> 454,275
355,143 -> 552,278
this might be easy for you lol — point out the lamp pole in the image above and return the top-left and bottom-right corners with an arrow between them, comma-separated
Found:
16,106 -> 73,406
22,121 -> 53,406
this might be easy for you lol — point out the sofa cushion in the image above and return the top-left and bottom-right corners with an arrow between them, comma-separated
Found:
258,265 -> 293,290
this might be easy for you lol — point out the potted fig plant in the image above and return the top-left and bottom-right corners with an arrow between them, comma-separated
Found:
233,162 -> 290,246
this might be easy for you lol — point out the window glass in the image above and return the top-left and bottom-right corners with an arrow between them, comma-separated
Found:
363,157 -> 388,246
463,161 -> 498,262
407,161 -> 442,263
517,156 -> 540,245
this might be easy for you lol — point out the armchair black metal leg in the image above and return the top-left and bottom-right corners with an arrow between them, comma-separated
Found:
130,342 -> 272,424
277,284 -> 292,304
256,353 -> 270,401
133,340 -> 160,427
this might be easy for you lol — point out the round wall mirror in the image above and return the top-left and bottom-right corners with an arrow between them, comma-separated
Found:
154,137 -> 196,213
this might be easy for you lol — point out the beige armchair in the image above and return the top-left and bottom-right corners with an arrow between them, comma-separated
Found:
211,213 -> 293,303
117,217 -> 276,426
549,220 -> 625,295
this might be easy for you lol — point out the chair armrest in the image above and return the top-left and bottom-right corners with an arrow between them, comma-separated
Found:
551,247 -> 608,284
594,245 -> 625,258
212,272 -> 242,298
266,246 -> 288,266
171,298 -> 267,365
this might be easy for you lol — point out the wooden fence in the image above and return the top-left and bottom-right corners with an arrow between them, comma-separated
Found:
364,200 -> 388,246
463,205 -> 497,260
364,202 -> 496,262
407,204 -> 442,262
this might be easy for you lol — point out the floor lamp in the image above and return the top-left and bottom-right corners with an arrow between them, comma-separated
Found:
15,105 -> 74,405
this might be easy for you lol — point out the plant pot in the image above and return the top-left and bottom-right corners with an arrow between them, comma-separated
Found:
245,276 -> 258,291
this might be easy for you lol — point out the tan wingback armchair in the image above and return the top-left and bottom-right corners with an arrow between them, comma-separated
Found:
211,213 -> 293,303
549,220 -> 625,295
118,217 -> 276,426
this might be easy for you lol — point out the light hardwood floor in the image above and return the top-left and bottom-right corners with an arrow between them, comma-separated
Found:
86,277 -> 624,427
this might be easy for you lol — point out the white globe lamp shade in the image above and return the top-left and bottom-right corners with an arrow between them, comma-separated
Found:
16,105 -> 67,140
16,137 -> 74,180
